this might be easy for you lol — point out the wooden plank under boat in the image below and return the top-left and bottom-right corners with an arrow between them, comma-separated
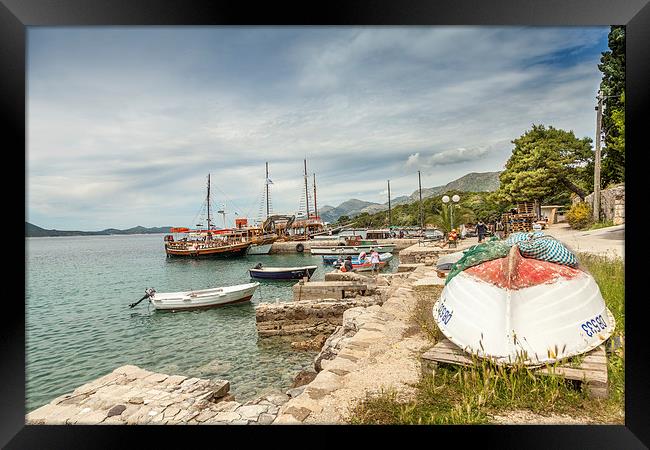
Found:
433,245 -> 615,366
147,282 -> 260,311
249,265 -> 318,280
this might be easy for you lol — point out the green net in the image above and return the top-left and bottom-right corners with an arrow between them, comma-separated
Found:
445,239 -> 512,285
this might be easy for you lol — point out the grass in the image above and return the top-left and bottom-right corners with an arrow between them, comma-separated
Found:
348,254 -> 625,425
587,220 -> 615,231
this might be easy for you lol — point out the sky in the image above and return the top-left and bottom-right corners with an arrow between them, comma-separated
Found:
27,26 -> 610,230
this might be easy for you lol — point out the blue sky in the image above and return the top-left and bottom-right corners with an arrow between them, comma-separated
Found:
27,26 -> 610,230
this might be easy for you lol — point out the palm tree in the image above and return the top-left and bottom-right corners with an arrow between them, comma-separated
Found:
430,204 -> 475,233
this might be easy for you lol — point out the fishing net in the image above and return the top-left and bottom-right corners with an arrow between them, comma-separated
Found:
517,235 -> 578,267
445,232 -> 578,285
445,239 -> 512,284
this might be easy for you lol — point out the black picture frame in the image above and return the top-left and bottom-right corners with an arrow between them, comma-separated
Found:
4,0 -> 648,447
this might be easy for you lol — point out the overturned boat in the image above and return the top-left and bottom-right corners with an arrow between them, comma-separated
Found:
433,233 -> 615,366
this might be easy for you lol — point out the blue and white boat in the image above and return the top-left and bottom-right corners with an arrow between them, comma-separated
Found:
249,264 -> 318,280
323,252 -> 393,265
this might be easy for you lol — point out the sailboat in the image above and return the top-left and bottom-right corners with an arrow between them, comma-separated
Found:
245,162 -> 279,255
163,174 -> 253,258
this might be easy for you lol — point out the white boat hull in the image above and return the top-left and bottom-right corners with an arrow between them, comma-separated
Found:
246,243 -> 273,255
149,282 -> 259,311
310,244 -> 396,255
433,249 -> 615,366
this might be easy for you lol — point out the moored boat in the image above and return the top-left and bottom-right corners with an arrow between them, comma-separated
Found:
333,252 -> 393,272
433,239 -> 615,366
163,174 -> 255,258
134,282 -> 260,312
310,242 -> 396,256
249,264 -> 318,280
246,242 -> 274,255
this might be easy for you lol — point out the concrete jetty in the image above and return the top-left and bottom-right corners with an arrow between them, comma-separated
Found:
293,280 -> 373,301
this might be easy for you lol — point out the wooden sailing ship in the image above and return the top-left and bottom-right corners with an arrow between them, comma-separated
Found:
163,174 -> 253,258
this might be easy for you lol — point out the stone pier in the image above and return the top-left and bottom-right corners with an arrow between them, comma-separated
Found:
293,280 -> 374,301
26,365 -> 292,425
398,238 -> 477,265
272,264 -> 444,424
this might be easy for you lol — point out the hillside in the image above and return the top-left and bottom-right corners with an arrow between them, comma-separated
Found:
26,222 -> 172,237
318,199 -> 381,223
325,171 -> 501,223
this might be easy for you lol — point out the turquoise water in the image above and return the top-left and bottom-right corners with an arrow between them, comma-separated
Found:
25,234 -> 398,412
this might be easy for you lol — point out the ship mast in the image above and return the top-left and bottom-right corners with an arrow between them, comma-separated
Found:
207,174 -> 212,230
266,162 -> 270,219
313,173 -> 318,220
304,159 -> 310,219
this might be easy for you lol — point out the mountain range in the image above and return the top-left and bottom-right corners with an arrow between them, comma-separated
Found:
26,171 -> 502,236
26,222 -> 172,238
318,171 -> 501,223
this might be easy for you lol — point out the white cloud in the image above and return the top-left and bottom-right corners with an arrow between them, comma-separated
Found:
27,26 -> 608,229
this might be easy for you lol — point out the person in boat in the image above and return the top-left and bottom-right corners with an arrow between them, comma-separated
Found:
358,251 -> 367,264
370,248 -> 380,274
343,256 -> 353,272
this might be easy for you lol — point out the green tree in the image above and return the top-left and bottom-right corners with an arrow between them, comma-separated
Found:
598,26 -> 625,186
336,215 -> 350,224
496,125 -> 593,206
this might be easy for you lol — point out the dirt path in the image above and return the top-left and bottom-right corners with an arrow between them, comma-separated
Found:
543,223 -> 624,259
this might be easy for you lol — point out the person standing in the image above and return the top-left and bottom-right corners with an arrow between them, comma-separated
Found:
370,248 -> 381,275
477,221 -> 487,243
343,256 -> 353,272
495,220 -> 504,239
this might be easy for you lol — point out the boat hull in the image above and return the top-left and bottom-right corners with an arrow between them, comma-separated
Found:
149,282 -> 259,311
246,243 -> 274,255
165,242 -> 250,258
310,244 -> 396,255
433,257 -> 615,366
249,266 -> 317,280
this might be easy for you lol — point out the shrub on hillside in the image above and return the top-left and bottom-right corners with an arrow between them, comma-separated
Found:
566,202 -> 593,229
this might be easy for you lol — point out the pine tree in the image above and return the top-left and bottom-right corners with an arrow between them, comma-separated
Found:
598,25 -> 625,186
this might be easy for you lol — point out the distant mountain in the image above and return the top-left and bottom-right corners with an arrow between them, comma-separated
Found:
319,199 -> 381,223
324,171 -> 502,223
26,222 -> 172,237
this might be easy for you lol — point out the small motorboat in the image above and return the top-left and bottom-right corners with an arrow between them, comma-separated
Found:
130,282 -> 260,312
333,252 -> 393,272
433,241 -> 615,366
249,263 -> 317,280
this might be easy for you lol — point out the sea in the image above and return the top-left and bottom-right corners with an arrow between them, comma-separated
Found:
25,234 -> 398,412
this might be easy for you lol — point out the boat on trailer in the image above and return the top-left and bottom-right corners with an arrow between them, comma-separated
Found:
142,282 -> 260,312
249,264 -> 317,280
433,244 -> 615,366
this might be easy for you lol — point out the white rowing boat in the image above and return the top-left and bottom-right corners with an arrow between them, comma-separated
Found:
433,245 -> 615,366
146,282 -> 259,311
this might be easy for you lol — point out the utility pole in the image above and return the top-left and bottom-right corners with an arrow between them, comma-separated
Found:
387,180 -> 392,227
593,91 -> 603,222
265,162 -> 270,219
418,171 -> 423,230
313,173 -> 318,220
304,159 -> 310,220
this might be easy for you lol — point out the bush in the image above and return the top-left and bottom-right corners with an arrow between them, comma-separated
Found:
566,202 -> 593,229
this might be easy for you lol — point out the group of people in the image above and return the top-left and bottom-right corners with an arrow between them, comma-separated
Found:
339,247 -> 382,274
